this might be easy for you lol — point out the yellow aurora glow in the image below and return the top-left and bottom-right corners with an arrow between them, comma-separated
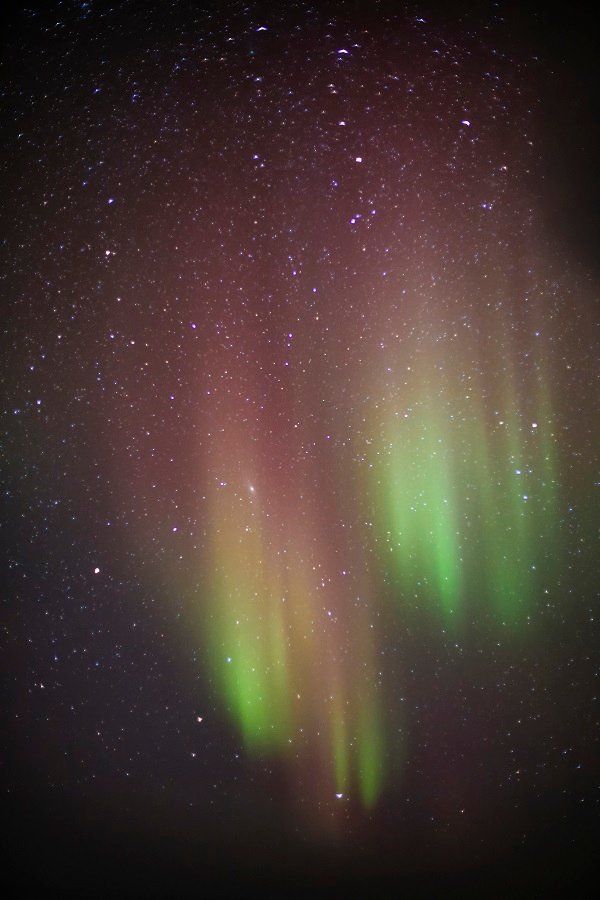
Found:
202,377 -> 387,810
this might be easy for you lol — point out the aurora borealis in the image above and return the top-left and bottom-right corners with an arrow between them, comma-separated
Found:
2,1 -> 598,896
198,263 -> 569,814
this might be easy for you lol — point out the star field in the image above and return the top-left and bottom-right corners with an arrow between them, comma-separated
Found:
1,2 -> 598,896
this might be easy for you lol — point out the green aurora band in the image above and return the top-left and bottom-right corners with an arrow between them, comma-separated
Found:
203,405 -> 387,813
368,326 -> 562,626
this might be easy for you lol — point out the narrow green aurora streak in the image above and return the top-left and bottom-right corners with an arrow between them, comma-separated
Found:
207,486 -> 291,756
376,392 -> 462,621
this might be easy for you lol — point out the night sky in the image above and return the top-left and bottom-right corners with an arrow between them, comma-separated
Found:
1,2 -> 598,897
